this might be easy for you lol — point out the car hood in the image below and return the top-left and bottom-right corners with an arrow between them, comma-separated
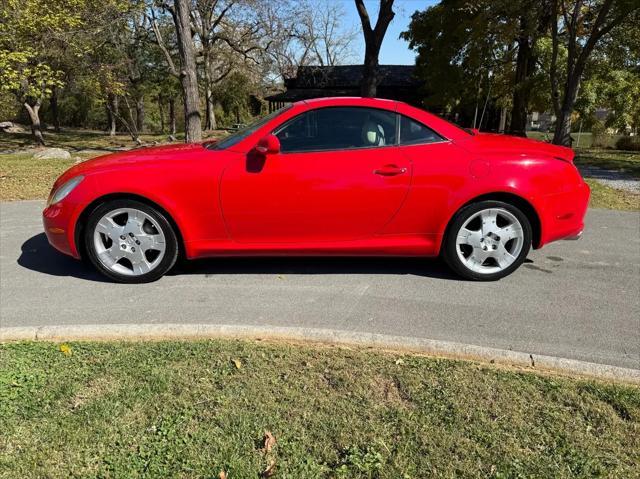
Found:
55,143 -> 209,186
460,133 -> 575,162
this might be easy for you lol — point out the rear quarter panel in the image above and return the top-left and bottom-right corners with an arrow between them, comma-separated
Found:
384,139 -> 585,255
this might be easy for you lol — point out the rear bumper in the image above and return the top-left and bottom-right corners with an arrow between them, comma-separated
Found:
564,230 -> 583,241
537,181 -> 590,248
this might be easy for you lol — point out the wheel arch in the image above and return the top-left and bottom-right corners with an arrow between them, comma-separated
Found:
445,192 -> 542,249
74,193 -> 187,260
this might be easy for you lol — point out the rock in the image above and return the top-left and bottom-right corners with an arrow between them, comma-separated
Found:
0,122 -> 25,133
33,148 -> 71,160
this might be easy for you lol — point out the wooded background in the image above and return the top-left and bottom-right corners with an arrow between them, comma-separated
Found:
1,0 -> 638,147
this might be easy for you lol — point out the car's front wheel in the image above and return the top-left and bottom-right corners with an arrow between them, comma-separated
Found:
84,199 -> 179,283
443,200 -> 532,281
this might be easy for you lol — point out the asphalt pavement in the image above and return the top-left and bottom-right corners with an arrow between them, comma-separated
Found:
1,200 -> 639,370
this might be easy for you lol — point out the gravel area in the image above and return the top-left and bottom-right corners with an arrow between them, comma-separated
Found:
578,165 -> 640,193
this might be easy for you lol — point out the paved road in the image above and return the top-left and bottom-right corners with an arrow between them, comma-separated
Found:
1,201 -> 639,369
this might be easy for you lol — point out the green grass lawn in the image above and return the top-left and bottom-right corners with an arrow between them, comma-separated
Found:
526,132 -> 625,149
1,340 -> 638,478
0,129 -> 181,151
0,153 -> 80,201
586,179 -> 640,211
575,149 -> 640,211
0,128 -> 223,152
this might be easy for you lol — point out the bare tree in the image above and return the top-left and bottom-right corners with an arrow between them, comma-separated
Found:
152,0 -> 202,142
300,1 -> 357,67
260,0 -> 356,81
354,0 -> 395,97
191,0 -> 234,130
191,0 -> 263,130
549,0 -> 639,145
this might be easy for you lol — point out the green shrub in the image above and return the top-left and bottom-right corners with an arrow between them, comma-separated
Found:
591,120 -> 609,148
615,136 -> 640,151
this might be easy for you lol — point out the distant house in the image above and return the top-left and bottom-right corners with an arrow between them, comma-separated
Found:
265,65 -> 423,111
527,108 -> 613,133
527,111 -> 556,132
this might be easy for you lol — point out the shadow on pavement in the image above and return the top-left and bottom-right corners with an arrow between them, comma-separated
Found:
18,233 -> 107,282
19,233 -> 463,281
171,256 -> 462,280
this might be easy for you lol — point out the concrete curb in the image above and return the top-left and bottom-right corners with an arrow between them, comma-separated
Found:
2,323 -> 638,384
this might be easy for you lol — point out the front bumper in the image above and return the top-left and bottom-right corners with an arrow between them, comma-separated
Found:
43,202 -> 81,258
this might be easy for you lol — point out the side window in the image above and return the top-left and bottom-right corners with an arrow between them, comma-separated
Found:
275,107 -> 397,153
399,115 -> 444,145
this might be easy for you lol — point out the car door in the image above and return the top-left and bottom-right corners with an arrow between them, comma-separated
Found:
384,112 -> 473,240
220,106 -> 411,243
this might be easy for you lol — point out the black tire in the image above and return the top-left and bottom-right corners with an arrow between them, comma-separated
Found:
442,200 -> 532,281
84,199 -> 179,283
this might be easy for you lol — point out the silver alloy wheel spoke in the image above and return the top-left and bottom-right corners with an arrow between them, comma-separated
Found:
455,207 -> 524,275
95,217 -> 123,238
93,207 -> 166,277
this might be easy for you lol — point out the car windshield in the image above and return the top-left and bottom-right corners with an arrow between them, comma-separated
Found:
207,105 -> 293,150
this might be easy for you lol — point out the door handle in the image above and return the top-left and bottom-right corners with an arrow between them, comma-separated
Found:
373,165 -> 407,176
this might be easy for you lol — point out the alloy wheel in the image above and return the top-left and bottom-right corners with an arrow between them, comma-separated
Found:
92,207 -> 166,276
455,207 -> 524,275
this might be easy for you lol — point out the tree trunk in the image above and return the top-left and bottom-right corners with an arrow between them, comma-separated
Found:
168,96 -> 177,140
173,0 -> 202,142
50,87 -> 61,133
158,95 -> 165,134
135,94 -> 145,133
119,95 -> 141,144
24,100 -> 45,146
499,106 -> 507,133
205,84 -> 217,130
509,4 -> 552,137
355,0 -> 395,98
361,50 -> 379,97
553,109 -> 573,146
553,74 -> 582,146
107,94 -> 118,136
203,55 -> 217,131
508,30 -> 533,137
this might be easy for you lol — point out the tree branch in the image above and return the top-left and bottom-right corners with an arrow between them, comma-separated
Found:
354,0 -> 372,36
150,10 -> 179,77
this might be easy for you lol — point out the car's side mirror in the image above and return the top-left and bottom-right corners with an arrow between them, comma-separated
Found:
255,134 -> 280,155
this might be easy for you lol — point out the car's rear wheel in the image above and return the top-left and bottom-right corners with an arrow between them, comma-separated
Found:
84,199 -> 178,283
443,200 -> 532,281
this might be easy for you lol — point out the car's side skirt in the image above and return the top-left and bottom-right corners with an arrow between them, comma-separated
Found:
185,234 -> 441,259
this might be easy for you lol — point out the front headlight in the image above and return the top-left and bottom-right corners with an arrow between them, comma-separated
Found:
47,175 -> 84,206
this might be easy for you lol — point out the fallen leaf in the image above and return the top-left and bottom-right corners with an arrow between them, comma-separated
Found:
261,460 -> 276,478
59,344 -> 72,356
218,471 -> 227,479
262,430 -> 276,453
232,358 -> 242,369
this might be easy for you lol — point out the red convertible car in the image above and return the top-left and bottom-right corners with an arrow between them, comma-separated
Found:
43,97 -> 589,283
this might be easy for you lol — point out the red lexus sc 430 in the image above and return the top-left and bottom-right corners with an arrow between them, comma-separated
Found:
43,97 -> 589,283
